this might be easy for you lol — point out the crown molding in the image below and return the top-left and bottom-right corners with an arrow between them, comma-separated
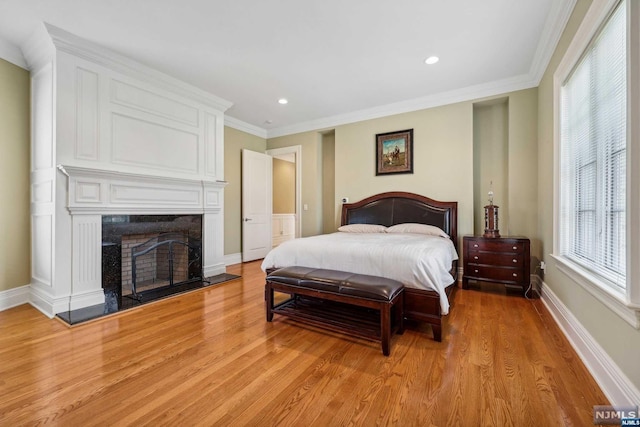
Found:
14,0 -> 578,141
261,0 -> 579,139
266,72 -> 538,139
21,23 -> 55,73
529,0 -> 578,85
224,115 -> 268,139
0,36 -> 27,69
22,23 -> 233,113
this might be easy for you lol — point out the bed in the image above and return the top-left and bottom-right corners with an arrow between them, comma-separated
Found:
261,191 -> 459,341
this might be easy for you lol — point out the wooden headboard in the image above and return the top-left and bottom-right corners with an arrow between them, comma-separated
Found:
341,191 -> 458,249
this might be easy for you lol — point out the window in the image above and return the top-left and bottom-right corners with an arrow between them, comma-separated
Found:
553,0 -> 640,327
559,1 -> 626,291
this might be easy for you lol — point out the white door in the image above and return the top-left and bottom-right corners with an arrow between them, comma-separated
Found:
242,149 -> 273,262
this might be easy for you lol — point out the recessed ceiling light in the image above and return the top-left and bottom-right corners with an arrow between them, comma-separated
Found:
278,98 -> 288,105
425,56 -> 439,65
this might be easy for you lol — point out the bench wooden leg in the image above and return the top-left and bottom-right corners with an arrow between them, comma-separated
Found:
381,303 -> 391,356
265,282 -> 274,322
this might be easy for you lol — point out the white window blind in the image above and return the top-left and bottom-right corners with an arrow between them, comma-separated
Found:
559,0 -> 627,290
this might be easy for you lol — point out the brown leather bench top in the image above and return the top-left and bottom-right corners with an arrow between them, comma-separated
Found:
266,266 -> 404,301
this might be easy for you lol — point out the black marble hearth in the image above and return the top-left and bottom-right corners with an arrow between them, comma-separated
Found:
55,214 -> 242,325
56,272 -> 241,325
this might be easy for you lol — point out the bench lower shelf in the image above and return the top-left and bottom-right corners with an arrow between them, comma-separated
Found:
266,281 -> 404,356
273,296 -> 398,342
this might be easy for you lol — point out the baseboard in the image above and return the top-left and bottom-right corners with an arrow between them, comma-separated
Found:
0,285 -> 30,312
29,284 -> 68,318
540,278 -> 640,406
2,255 -> 244,315
224,253 -> 242,266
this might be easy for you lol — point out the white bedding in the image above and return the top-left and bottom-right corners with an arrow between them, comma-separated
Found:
260,232 -> 459,314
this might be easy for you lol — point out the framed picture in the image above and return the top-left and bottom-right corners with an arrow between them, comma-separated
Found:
376,129 -> 413,175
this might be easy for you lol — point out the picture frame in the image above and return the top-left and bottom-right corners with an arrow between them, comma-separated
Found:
376,129 -> 413,175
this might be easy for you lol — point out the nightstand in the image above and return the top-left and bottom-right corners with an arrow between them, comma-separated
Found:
462,236 -> 531,296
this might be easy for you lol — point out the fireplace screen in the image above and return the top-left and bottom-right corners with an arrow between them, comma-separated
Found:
102,214 -> 203,306
130,232 -> 202,299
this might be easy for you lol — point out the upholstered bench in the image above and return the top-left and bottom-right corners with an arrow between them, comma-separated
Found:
265,266 -> 404,356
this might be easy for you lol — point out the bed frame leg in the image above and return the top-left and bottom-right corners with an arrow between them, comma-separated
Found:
432,324 -> 442,342
396,293 -> 404,335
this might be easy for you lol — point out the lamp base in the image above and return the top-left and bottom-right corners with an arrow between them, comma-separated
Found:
483,204 -> 500,239
483,229 -> 501,238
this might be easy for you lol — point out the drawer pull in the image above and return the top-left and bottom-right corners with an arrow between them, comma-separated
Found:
474,269 -> 479,273
512,273 -> 518,277
474,256 -> 478,260
513,259 -> 517,263
474,244 -> 479,248
513,246 -> 517,250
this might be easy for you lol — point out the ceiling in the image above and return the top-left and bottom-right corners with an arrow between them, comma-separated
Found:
0,0 -> 575,138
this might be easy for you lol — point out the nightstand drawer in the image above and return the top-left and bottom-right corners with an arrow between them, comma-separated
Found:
464,265 -> 524,283
466,239 -> 525,253
466,251 -> 523,267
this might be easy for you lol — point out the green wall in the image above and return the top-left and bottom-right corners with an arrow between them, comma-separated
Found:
322,132 -> 336,233
0,59 -> 30,292
471,89 -> 539,256
266,90 -> 538,254
267,132 -> 324,237
537,0 -> 640,392
223,126 -> 266,255
473,99 -> 509,236
333,102 -> 475,249
272,158 -> 295,214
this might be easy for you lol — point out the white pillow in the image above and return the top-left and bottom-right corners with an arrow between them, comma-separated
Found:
338,224 -> 388,233
386,223 -> 449,238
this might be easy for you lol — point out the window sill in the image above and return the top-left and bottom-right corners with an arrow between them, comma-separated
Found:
550,254 -> 640,329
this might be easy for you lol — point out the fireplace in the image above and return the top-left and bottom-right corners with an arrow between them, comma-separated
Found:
102,215 -> 203,306
25,24 -> 231,317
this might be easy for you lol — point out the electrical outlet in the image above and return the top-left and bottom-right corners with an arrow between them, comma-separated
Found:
540,261 -> 546,271
341,197 -> 349,203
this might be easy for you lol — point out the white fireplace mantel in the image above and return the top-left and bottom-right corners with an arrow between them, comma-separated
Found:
61,165 -> 227,215
24,24 -> 232,317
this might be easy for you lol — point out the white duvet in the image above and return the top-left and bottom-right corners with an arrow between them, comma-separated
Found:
260,232 -> 459,315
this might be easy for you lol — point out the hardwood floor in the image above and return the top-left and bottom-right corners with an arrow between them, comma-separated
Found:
0,261 -> 608,426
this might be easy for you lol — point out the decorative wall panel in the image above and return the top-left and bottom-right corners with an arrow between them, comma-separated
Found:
205,112 -> 218,177
32,64 -> 54,170
110,184 -> 201,206
75,181 -> 102,203
111,114 -> 199,173
75,68 -> 99,160
32,215 -> 52,286
111,80 -> 199,126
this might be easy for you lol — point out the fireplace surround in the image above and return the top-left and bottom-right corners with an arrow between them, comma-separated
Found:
103,215 -> 203,305
24,24 -> 232,317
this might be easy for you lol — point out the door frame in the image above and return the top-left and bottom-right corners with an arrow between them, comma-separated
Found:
266,145 -> 302,238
